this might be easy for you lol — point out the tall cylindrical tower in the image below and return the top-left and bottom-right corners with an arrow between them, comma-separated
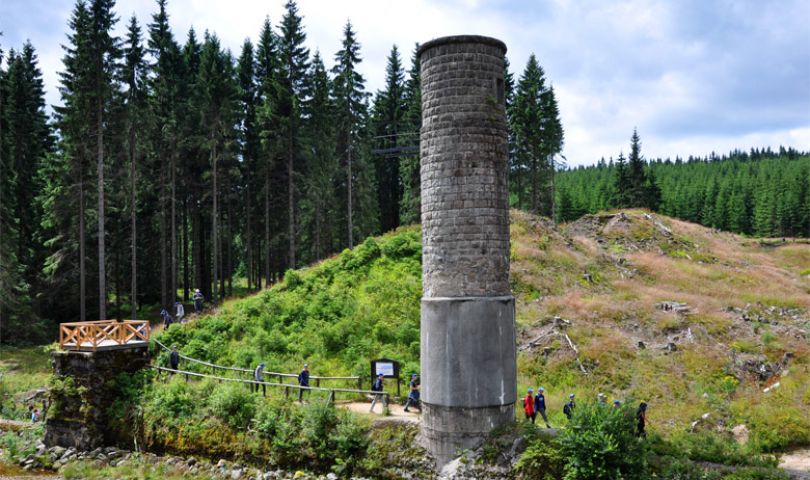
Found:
418,35 -> 516,467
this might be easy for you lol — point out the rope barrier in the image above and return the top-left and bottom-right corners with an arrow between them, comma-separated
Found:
152,338 -> 363,387
152,366 -> 388,408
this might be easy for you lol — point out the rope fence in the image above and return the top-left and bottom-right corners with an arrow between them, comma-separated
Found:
152,366 -> 389,409
152,339 -> 364,390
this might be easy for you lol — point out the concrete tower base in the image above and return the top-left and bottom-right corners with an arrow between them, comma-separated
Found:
420,296 -> 516,466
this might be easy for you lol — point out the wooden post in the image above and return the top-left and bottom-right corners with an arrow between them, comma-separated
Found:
285,386 -> 290,399
316,378 -> 320,388
357,377 -> 363,391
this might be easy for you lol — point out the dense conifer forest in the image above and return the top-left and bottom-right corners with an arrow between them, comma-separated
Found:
0,0 -> 805,343
556,144 -> 810,237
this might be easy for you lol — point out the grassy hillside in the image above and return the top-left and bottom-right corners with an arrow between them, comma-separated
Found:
156,209 -> 810,454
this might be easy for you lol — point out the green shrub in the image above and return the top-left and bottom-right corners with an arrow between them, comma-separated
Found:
722,468 -> 790,480
659,459 -> 722,480
558,401 -> 648,480
380,230 -> 421,259
515,437 -> 565,480
665,431 -> 776,468
206,382 -> 257,429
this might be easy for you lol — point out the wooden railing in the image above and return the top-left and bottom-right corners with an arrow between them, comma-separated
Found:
153,366 -> 389,408
60,320 -> 150,351
153,339 -> 363,389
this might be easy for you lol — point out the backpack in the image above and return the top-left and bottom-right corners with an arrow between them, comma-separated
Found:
563,402 -> 572,417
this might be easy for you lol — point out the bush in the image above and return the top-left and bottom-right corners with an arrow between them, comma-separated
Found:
658,431 -> 777,469
723,468 -> 790,480
206,382 -> 257,429
659,459 -> 722,480
558,401 -> 648,479
515,437 -> 565,480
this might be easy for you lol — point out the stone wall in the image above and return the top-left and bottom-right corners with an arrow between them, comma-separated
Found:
44,347 -> 150,450
420,35 -> 510,298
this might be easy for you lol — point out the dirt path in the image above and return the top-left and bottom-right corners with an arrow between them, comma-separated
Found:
0,463 -> 59,480
0,420 -> 31,432
339,401 -> 420,423
780,448 -> 810,478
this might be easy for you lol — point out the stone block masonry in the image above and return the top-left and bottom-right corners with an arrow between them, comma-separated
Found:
418,35 -> 516,467
44,347 -> 150,450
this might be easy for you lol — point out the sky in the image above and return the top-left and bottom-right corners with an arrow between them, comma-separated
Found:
1,0 -> 809,167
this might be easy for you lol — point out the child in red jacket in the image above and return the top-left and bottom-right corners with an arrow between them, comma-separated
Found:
524,388 -> 536,423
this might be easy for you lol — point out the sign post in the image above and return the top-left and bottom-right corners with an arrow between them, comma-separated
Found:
370,358 -> 401,397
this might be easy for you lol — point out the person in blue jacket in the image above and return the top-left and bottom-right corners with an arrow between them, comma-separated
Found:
403,374 -> 421,413
369,374 -> 385,413
535,386 -> 551,428
297,364 -> 310,401
169,345 -> 180,371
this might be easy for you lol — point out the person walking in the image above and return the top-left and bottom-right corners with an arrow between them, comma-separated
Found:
613,399 -> 622,408
169,345 -> 180,371
524,388 -> 536,423
160,308 -> 173,329
636,402 -> 648,437
254,363 -> 266,396
175,301 -> 185,323
563,393 -> 576,420
535,386 -> 551,428
369,374 -> 385,413
192,289 -> 204,313
597,393 -> 607,406
403,374 -> 421,412
297,364 -> 309,402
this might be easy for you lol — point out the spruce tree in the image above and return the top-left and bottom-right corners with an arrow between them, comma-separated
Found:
195,32 -> 237,305
53,0 -> 94,321
372,44 -> 405,233
87,0 -> 120,320
512,54 -> 562,217
122,15 -> 147,318
277,0 -> 309,268
398,43 -> 421,225
237,39 -> 258,290
148,0 -> 181,307
4,43 -> 50,292
255,16 -> 280,286
302,52 -> 337,261
332,20 -> 371,247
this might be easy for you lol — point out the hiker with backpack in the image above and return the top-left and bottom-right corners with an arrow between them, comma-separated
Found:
403,374 -> 421,412
369,374 -> 385,413
563,393 -> 576,420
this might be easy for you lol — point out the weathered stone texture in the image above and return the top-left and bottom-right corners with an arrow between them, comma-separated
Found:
44,347 -> 150,450
420,37 -> 510,298
419,35 -> 516,468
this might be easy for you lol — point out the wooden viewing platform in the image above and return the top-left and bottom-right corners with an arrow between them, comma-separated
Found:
59,320 -> 150,352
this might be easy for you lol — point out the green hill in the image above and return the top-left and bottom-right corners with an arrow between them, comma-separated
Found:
157,209 -> 810,454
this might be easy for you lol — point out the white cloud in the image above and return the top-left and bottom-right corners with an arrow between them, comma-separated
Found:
2,0 -> 808,166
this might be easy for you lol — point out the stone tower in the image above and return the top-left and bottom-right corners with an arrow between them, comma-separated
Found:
418,35 -> 516,466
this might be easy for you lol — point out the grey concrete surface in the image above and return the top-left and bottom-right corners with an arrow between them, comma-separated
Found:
421,296 -> 516,408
